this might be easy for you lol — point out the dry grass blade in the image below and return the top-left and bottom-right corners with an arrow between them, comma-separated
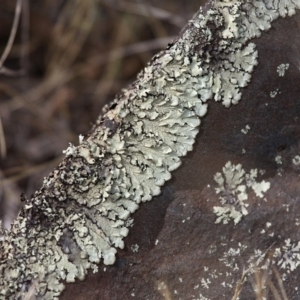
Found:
100,0 -> 186,27
92,14 -> 134,103
0,0 -> 24,76
0,117 -> 6,159
231,267 -> 251,300
252,267 -> 269,300
0,170 -> 21,230
272,266 -> 288,300
46,0 -> 97,75
267,278 -> 283,300
0,36 -> 175,115
20,0 -> 30,79
1,155 -> 62,188
93,36 -> 175,61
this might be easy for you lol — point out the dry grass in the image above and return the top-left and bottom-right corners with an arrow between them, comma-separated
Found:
231,253 -> 289,300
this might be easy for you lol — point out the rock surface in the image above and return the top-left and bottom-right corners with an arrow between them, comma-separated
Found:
61,10 -> 300,300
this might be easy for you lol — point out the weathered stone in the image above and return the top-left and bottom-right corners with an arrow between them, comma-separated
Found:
61,9 -> 300,300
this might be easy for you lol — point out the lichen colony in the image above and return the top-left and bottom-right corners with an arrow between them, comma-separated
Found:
1,0 -> 300,299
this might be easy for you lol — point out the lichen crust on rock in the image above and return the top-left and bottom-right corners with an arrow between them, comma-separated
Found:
1,0 -> 300,299
212,161 -> 270,225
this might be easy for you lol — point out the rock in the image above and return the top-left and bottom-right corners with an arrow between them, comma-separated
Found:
61,9 -> 300,300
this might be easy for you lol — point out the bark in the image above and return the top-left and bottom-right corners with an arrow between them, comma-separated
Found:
1,1 -> 300,299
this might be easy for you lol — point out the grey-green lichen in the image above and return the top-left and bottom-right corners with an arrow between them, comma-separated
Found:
213,162 -> 270,224
1,0 -> 300,299
277,63 -> 290,76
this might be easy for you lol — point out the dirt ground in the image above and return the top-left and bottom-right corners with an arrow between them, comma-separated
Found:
0,0 -> 206,228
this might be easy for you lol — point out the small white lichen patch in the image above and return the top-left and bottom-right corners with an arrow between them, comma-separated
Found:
247,248 -> 272,273
275,155 -> 283,164
197,294 -> 210,300
274,239 -> 300,273
277,63 -> 290,76
251,180 -> 270,198
292,155 -> 300,165
157,281 -> 167,291
79,134 -> 84,144
241,124 -> 250,134
201,278 -> 211,289
219,244 -> 247,270
213,162 -> 248,224
62,143 -> 77,156
270,89 -> 279,98
283,203 -> 290,212
213,162 -> 270,224
131,244 -> 139,253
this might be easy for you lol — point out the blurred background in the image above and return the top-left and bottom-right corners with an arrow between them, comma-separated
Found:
0,0 -> 207,229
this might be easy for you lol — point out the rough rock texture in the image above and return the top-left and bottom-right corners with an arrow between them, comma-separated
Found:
1,0 -> 300,299
61,9 -> 300,300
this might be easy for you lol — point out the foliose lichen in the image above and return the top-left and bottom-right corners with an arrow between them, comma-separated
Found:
1,0 -> 300,299
277,63 -> 290,76
213,162 -> 270,224
274,239 -> 300,273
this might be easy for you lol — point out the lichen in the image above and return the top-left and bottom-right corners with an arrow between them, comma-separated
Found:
251,180 -> 270,198
1,0 -> 299,299
131,244 -> 139,253
277,63 -> 290,76
274,239 -> 300,273
270,89 -> 279,98
275,154 -> 283,164
213,162 -> 270,224
201,278 -> 211,289
292,155 -> 300,165
241,124 -> 250,134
